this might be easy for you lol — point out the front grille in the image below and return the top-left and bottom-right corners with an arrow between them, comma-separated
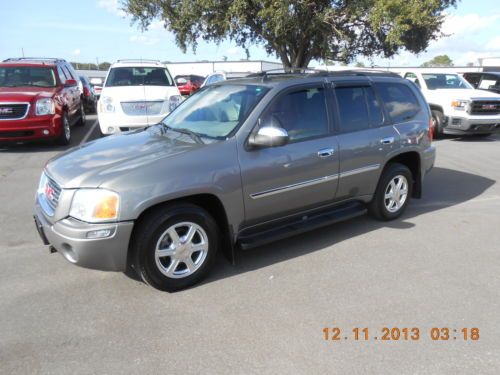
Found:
469,100 -> 500,115
39,174 -> 62,216
0,103 -> 29,120
121,101 -> 164,116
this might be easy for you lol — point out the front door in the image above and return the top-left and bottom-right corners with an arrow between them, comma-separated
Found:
238,85 -> 339,225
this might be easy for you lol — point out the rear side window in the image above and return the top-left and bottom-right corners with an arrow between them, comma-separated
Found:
262,87 -> 328,142
375,82 -> 420,123
335,86 -> 383,132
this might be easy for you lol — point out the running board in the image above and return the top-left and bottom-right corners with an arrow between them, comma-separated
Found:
237,201 -> 367,250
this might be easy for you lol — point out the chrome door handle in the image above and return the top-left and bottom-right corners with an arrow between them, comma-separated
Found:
317,148 -> 335,158
380,136 -> 395,145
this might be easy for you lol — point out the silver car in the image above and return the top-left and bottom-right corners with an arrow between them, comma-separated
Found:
34,70 -> 436,291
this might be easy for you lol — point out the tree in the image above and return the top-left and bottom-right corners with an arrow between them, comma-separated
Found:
98,62 -> 112,71
421,55 -> 454,67
355,61 -> 366,68
123,0 -> 457,69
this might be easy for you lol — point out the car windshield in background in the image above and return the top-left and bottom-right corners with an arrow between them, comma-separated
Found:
162,85 -> 269,139
0,67 -> 56,88
105,67 -> 174,87
422,73 -> 472,90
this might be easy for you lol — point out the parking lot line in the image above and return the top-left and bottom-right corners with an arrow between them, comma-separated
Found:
80,119 -> 99,145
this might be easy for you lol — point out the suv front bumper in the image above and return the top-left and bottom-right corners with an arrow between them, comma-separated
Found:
34,202 -> 134,272
444,115 -> 500,135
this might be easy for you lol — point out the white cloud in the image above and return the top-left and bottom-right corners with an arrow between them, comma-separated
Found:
72,48 -> 81,56
440,12 -> 500,36
97,0 -> 127,17
227,47 -> 240,56
129,35 -> 160,46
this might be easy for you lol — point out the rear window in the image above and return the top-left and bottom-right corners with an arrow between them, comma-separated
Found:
0,66 -> 57,88
375,82 -> 420,123
335,86 -> 384,132
106,67 -> 174,87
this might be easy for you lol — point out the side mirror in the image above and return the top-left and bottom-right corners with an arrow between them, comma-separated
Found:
64,79 -> 78,87
248,125 -> 289,148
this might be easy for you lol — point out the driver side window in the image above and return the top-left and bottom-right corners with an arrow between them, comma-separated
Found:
261,87 -> 328,142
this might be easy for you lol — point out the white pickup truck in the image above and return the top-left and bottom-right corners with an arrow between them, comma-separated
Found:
401,71 -> 500,137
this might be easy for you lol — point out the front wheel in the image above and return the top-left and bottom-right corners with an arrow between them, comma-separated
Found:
76,102 -> 86,126
57,112 -> 71,146
132,203 -> 219,292
368,163 -> 413,221
431,110 -> 444,139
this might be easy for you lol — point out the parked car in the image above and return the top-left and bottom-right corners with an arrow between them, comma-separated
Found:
0,57 -> 85,145
402,70 -> 500,137
201,71 -> 250,88
98,60 -> 182,135
89,77 -> 103,99
79,75 -> 97,113
463,72 -> 500,95
174,75 -> 205,95
34,70 -> 435,291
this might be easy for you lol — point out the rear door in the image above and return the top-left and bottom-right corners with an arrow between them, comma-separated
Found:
331,81 -> 399,201
238,84 -> 339,225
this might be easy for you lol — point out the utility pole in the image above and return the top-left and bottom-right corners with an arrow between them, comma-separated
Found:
96,57 -> 100,70
21,48 -> 25,57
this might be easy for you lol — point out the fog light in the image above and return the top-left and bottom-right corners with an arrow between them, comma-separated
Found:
107,127 -> 114,133
43,130 -> 49,135
86,229 -> 112,239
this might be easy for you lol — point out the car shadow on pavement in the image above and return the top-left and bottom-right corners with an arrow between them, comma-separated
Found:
200,166 -> 496,287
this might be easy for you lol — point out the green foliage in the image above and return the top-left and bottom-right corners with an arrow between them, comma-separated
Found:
421,54 -> 454,67
122,0 -> 458,68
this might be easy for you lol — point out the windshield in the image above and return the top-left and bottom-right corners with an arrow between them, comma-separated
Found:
422,73 -> 472,90
105,67 -> 174,87
162,84 -> 269,138
0,66 -> 56,88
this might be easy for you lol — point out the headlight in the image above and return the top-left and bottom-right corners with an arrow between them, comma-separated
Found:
36,98 -> 55,116
451,100 -> 468,110
99,96 -> 115,113
169,95 -> 183,112
69,189 -> 120,222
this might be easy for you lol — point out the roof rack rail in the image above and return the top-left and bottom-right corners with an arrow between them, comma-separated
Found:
310,69 -> 401,78
3,57 -> 66,63
116,59 -> 162,64
247,67 -> 323,82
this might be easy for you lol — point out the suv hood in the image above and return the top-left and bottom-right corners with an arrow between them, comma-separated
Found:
0,86 -> 56,102
100,85 -> 180,102
46,126 -> 206,188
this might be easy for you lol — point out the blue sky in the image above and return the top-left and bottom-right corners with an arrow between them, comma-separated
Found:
1,0 -> 499,67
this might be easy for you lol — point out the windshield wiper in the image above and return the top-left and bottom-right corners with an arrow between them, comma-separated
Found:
161,123 -> 204,144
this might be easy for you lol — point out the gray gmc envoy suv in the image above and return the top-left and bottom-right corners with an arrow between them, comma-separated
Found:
34,70 -> 436,291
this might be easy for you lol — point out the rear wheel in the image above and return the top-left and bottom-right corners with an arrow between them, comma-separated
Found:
431,110 -> 444,139
132,203 -> 219,292
368,163 -> 413,221
57,112 -> 71,146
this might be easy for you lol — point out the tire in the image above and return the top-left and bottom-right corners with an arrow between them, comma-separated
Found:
132,203 -> 219,292
57,112 -> 71,146
76,102 -> 86,126
368,163 -> 413,221
431,110 -> 444,139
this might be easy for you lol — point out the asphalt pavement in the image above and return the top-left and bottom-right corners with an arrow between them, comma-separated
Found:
1,119 -> 499,374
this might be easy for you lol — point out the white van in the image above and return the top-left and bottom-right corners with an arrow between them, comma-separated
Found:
98,60 -> 182,134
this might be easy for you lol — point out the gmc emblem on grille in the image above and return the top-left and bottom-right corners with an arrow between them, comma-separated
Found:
0,107 -> 13,114
482,104 -> 497,110
45,184 -> 55,202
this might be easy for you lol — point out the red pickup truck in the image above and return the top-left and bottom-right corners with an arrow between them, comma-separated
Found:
0,58 -> 86,145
